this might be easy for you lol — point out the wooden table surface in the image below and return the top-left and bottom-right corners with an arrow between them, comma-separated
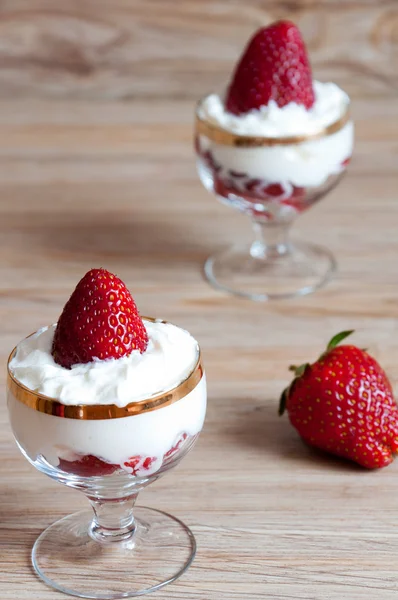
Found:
1,1 -> 398,599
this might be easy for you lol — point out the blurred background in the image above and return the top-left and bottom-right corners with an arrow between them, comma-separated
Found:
1,0 -> 398,372
0,0 -> 397,337
0,1 -> 396,101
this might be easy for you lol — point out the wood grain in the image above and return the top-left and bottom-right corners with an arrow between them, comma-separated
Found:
1,1 -> 398,599
0,1 -> 395,99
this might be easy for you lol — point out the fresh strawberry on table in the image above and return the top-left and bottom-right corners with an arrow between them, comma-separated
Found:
279,331 -> 398,468
52,268 -> 148,368
226,19 -> 315,115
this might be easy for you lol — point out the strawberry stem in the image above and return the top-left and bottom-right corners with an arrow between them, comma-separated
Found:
326,330 -> 354,352
290,363 -> 309,377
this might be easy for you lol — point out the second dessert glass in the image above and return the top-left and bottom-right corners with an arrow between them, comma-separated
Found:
195,99 -> 354,301
7,318 -> 206,600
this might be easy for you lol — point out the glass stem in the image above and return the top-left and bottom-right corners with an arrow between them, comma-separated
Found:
250,220 -> 292,259
88,494 -> 138,543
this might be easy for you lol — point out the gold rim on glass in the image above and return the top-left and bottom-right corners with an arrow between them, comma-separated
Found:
195,96 -> 351,147
7,318 -> 203,420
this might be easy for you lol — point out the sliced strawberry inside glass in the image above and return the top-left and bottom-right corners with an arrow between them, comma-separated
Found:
200,148 -> 312,215
214,176 -> 230,198
262,183 -> 285,197
59,455 -> 119,477
122,455 -> 157,476
164,433 -> 188,460
245,178 -> 262,195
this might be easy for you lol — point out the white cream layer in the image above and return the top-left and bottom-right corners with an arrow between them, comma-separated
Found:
8,376 -> 207,472
200,81 -> 349,137
198,81 -> 354,188
9,320 -> 199,407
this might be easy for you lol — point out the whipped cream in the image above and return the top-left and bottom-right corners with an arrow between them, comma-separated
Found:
9,319 -> 199,407
197,80 -> 354,188
199,81 -> 349,137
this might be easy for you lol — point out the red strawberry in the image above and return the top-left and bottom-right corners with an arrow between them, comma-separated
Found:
281,186 -> 306,212
226,20 -> 315,115
52,268 -> 148,369
123,455 -> 157,476
164,433 -> 188,460
59,455 -> 119,477
280,331 -> 398,469
262,183 -> 286,198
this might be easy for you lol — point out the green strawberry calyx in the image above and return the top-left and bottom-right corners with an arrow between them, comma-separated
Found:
324,330 -> 355,354
278,330 -> 354,416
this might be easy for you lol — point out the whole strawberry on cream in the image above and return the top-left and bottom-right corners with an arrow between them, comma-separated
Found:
280,331 -> 398,468
8,269 -> 206,477
197,20 -> 353,196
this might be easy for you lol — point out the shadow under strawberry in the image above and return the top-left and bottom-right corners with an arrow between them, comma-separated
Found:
223,397 -> 370,473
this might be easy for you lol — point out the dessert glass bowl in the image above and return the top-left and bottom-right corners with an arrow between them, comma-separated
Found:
7,318 -> 206,599
195,96 -> 354,301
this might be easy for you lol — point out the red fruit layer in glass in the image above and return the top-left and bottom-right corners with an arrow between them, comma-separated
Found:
199,147 -> 351,207
58,434 -> 190,477
59,455 -> 119,477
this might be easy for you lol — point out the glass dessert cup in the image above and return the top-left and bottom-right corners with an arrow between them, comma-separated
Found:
195,98 -> 354,301
7,319 -> 206,600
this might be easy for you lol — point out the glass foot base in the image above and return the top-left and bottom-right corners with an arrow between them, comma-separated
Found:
32,507 -> 196,599
204,241 -> 336,301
